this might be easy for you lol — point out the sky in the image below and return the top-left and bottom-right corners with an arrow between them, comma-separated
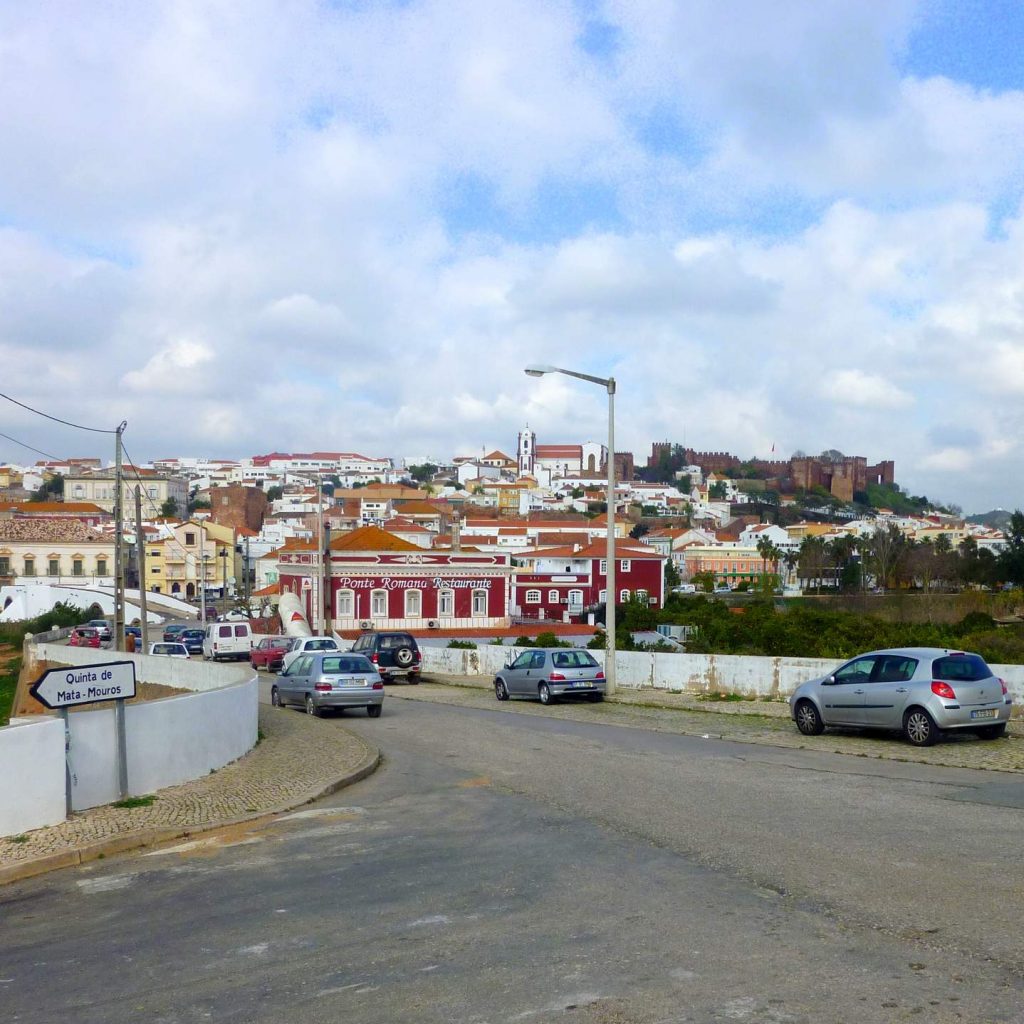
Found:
1,0 -> 1023,513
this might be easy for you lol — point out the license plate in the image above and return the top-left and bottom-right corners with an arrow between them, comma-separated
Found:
573,681 -> 589,688
971,708 -> 996,720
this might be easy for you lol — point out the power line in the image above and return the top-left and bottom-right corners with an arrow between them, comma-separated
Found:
0,390 -> 118,434
0,428 -> 63,462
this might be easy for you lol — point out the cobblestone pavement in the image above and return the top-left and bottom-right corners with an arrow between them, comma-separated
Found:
407,673 -> 1024,773
0,705 -> 378,884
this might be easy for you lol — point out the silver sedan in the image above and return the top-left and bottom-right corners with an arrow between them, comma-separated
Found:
493,648 -> 606,705
789,647 -> 1012,746
272,652 -> 384,717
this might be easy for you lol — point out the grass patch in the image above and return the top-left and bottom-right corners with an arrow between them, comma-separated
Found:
256,728 -> 266,745
7,834 -> 29,844
695,691 -> 749,703
0,651 -> 21,727
112,795 -> 157,809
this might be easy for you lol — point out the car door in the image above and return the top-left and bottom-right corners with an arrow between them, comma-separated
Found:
504,651 -> 534,695
280,655 -> 310,705
527,651 -> 547,695
861,655 -> 919,728
819,656 -> 879,726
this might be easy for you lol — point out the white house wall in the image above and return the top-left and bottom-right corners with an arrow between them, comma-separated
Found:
0,718 -> 66,838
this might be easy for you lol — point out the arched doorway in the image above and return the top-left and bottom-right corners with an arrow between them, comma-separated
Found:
186,583 -> 195,599
587,453 -> 596,472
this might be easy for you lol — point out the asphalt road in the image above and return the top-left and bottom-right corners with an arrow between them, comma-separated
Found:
2,694 -> 1024,1023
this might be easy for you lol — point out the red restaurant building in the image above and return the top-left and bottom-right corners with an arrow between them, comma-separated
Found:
276,525 -> 513,631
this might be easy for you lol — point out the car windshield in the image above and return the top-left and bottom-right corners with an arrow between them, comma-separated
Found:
932,654 -> 992,682
551,651 -> 599,669
307,639 -> 337,651
379,635 -> 414,649
321,656 -> 374,674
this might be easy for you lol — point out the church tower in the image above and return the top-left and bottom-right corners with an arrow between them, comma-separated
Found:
517,424 -> 536,476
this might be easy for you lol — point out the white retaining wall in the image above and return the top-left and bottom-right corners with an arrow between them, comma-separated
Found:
1,645 -> 259,834
0,717 -> 66,837
422,646 -> 1024,704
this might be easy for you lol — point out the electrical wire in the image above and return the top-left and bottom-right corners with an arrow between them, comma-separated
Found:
0,428 -> 63,462
0,390 -> 118,434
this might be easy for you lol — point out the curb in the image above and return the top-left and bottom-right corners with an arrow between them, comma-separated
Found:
0,735 -> 381,888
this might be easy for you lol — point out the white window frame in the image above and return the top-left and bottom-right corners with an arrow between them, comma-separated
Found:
438,589 -> 454,616
404,588 -> 422,618
599,588 -> 607,603
568,589 -> 583,608
548,589 -> 559,603
525,589 -> 542,604
599,559 -> 607,574
371,589 -> 388,617
620,589 -> 630,602
620,559 -> 631,572
337,589 -> 354,617
472,589 -> 487,616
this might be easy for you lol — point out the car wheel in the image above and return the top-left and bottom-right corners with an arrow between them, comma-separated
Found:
794,700 -> 824,736
305,695 -> 320,718
903,707 -> 940,746
271,686 -> 284,709
367,704 -> 382,718
395,646 -> 414,668
539,683 -> 554,705
976,723 -> 1007,740
407,672 -> 420,685
495,679 -> 509,701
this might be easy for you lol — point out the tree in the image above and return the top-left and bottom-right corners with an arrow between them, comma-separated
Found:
408,463 -> 438,483
708,481 -> 727,500
629,522 -> 650,540
867,524 -> 907,590
159,497 -> 180,518
30,476 -> 64,502
692,571 -> 715,593
665,558 -> 681,589
266,485 -> 284,502
676,474 -> 692,494
997,511 -> 1024,585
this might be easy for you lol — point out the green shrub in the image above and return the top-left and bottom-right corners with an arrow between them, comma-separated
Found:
533,631 -> 571,648
447,640 -> 477,649
514,635 -> 535,647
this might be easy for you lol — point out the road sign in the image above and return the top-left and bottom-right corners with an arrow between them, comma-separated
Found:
301,578 -> 312,592
30,661 -> 137,710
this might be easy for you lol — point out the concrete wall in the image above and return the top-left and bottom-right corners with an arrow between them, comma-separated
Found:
0,717 -> 66,838
3,645 -> 259,824
35,642 -> 253,693
422,645 -> 1024,704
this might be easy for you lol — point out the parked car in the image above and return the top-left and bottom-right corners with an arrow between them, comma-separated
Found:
790,647 -> 1012,747
179,628 -> 206,655
69,627 -> 102,649
271,652 -> 384,717
280,636 -> 341,673
85,618 -> 112,642
250,636 -> 292,672
493,648 -> 605,705
350,631 -> 422,683
202,621 -> 254,662
671,584 -> 697,595
149,641 -> 190,659
218,609 -> 252,623
163,623 -> 189,642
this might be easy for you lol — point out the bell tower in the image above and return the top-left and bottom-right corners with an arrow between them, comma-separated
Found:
517,424 -> 536,476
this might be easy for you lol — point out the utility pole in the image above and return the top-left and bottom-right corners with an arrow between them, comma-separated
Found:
135,486 -> 149,651
323,523 -> 331,634
113,422 -> 127,652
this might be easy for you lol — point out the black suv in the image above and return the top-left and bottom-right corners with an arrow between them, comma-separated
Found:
351,631 -> 422,684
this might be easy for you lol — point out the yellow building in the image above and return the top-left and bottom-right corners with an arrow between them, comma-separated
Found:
145,519 -> 239,599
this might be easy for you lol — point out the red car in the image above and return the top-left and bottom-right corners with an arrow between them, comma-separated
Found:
69,627 -> 102,648
249,636 -> 292,672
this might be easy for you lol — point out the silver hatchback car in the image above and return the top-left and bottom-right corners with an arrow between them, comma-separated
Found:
494,648 -> 606,705
790,647 -> 1012,746
272,652 -> 384,717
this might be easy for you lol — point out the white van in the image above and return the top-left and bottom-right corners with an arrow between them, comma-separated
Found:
203,621 -> 254,662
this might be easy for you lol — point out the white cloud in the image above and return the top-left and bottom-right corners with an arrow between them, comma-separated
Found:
0,2 -> 1022,512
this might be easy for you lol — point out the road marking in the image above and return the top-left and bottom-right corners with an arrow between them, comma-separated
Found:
237,943 -> 269,956
406,914 -> 450,928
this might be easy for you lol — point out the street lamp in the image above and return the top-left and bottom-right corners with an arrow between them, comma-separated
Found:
220,548 -> 229,601
524,363 -> 617,695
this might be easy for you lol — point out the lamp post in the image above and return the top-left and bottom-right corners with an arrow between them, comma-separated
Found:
524,363 -> 616,695
220,548 -> 229,602
200,554 -> 210,622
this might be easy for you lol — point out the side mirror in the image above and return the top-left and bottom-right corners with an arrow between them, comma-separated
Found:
822,674 -> 836,686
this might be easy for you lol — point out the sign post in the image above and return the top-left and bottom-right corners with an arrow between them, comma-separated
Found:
30,662 -> 138,804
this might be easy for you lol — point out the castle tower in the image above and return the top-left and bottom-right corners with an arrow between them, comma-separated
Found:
517,424 -> 536,476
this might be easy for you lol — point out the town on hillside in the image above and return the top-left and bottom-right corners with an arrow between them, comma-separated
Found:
0,431 -> 1013,635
